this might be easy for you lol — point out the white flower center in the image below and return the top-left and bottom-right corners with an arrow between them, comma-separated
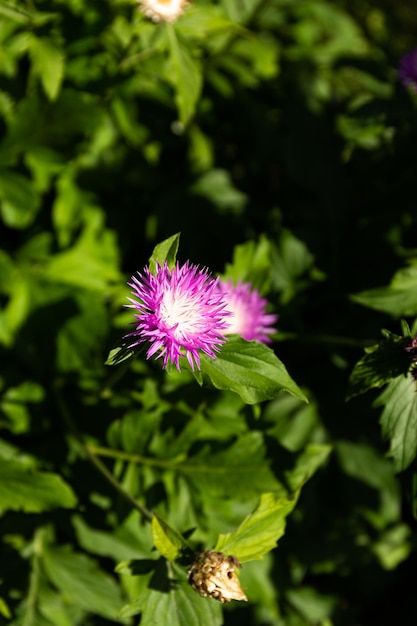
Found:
160,289 -> 200,335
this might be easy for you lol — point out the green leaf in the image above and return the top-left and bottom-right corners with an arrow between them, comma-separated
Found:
222,236 -> 273,291
180,432 -> 278,498
336,440 -> 401,525
0,170 -> 40,228
121,560 -> 223,626
214,444 -> 331,561
148,232 -> 181,274
191,169 -> 247,215
166,27 -> 202,126
29,36 -> 65,101
348,331 -> 411,399
43,218 -> 121,291
199,337 -> 308,404
151,513 -> 189,562
374,375 -> 417,472
0,458 -> 77,512
42,546 -> 124,622
351,263 -> 417,317
214,492 -> 297,562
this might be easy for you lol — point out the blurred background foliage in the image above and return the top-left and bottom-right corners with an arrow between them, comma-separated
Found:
1,0 -> 417,624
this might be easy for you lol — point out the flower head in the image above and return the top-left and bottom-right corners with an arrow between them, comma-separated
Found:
138,0 -> 188,23
188,550 -> 247,603
125,262 -> 230,370
217,279 -> 278,344
398,47 -> 417,91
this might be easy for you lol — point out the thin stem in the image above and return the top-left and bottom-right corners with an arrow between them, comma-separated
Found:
22,528 -> 44,626
54,385 -> 153,523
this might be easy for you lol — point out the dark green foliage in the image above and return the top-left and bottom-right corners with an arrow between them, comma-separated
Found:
1,0 -> 417,625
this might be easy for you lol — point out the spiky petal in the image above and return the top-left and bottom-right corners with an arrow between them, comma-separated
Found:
125,262 -> 230,370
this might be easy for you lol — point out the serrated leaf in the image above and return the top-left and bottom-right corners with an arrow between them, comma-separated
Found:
374,375 -> 417,472
29,36 -> 65,101
42,546 -> 124,621
148,232 -> 180,274
151,513 -> 189,562
348,332 -> 410,399
166,27 -> 202,126
0,458 -> 77,512
199,337 -> 307,404
214,444 -> 331,561
215,492 -> 297,562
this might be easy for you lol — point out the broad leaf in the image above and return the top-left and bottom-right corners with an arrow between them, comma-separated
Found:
42,546 -> 124,622
120,560 -> 222,626
199,337 -> 308,404
0,458 -> 77,512
214,444 -> 331,561
179,431 -> 278,498
374,375 -> 417,472
214,492 -> 297,562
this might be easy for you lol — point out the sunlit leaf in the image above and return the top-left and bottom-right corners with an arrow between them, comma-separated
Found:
215,492 -> 297,562
149,232 -> 181,273
29,36 -> 65,101
151,513 -> 189,561
374,375 -> 417,472
199,337 -> 308,404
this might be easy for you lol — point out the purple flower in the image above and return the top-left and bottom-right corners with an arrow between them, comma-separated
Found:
216,279 -> 278,344
125,262 -> 230,370
398,47 -> 417,91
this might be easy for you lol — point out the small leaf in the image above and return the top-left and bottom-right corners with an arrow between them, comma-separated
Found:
29,36 -> 65,101
0,458 -> 77,512
148,232 -> 180,274
199,337 -> 308,404
375,375 -> 417,472
151,513 -> 189,562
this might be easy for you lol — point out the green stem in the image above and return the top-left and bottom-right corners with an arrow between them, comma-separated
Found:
22,528 -> 44,626
54,386 -> 153,523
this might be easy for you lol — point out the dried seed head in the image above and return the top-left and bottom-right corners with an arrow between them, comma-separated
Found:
187,550 -> 248,603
